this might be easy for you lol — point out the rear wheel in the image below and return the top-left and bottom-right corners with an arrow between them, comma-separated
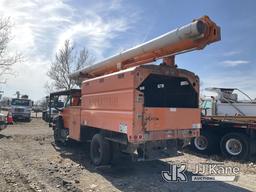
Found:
220,133 -> 249,160
90,134 -> 111,166
192,130 -> 220,154
194,135 -> 208,151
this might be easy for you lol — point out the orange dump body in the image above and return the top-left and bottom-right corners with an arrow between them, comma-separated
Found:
62,64 -> 200,144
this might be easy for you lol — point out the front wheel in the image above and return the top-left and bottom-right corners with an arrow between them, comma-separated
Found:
53,116 -> 68,146
220,133 -> 249,160
90,134 -> 111,166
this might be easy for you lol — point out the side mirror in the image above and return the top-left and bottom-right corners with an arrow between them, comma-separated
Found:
52,97 -> 63,112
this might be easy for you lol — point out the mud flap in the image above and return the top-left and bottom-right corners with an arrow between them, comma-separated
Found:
135,140 -> 178,161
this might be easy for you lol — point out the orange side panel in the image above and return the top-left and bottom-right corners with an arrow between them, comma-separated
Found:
82,70 -> 135,95
81,70 -> 136,134
62,109 -> 70,129
62,107 -> 81,141
82,89 -> 134,111
81,110 -> 133,134
144,108 -> 201,131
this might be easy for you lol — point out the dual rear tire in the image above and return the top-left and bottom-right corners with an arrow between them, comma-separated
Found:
90,134 -> 112,166
192,130 -> 250,160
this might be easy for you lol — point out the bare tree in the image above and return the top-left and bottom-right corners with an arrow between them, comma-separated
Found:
47,40 -> 94,91
76,48 -> 92,71
44,81 -> 55,94
0,17 -> 21,77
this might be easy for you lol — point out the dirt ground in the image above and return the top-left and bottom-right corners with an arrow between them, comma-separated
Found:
0,119 -> 255,192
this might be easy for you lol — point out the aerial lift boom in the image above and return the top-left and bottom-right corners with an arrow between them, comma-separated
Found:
69,16 -> 220,79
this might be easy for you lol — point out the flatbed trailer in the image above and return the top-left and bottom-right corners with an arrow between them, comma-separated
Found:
193,88 -> 256,160
200,117 -> 256,159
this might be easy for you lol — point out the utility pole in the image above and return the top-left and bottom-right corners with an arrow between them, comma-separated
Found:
15,91 -> 20,99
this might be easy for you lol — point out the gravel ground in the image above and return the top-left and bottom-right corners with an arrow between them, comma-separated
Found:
0,119 -> 255,192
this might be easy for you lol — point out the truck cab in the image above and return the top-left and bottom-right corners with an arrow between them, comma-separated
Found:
10,98 -> 32,122
42,100 -> 64,122
48,89 -> 81,143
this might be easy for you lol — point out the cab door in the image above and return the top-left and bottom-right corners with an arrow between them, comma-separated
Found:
61,95 -> 82,141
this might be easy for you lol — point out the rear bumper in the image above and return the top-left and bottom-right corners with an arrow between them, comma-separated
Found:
129,129 -> 200,143
144,129 -> 200,140
132,140 -> 180,161
127,132 -> 199,161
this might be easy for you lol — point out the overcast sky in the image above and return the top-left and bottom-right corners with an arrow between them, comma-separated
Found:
0,0 -> 256,101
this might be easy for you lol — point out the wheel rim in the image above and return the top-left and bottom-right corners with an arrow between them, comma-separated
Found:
225,138 -> 242,156
194,136 -> 208,150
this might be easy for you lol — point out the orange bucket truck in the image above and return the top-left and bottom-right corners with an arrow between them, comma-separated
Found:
49,16 -> 221,165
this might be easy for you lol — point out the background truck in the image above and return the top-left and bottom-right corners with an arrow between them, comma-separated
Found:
42,99 -> 64,122
10,95 -> 33,122
50,16 -> 220,166
0,112 -> 7,131
192,88 -> 256,160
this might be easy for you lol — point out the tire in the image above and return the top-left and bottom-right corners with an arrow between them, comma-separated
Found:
191,130 -> 220,154
90,134 -> 111,166
53,116 -> 66,145
220,132 -> 249,160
